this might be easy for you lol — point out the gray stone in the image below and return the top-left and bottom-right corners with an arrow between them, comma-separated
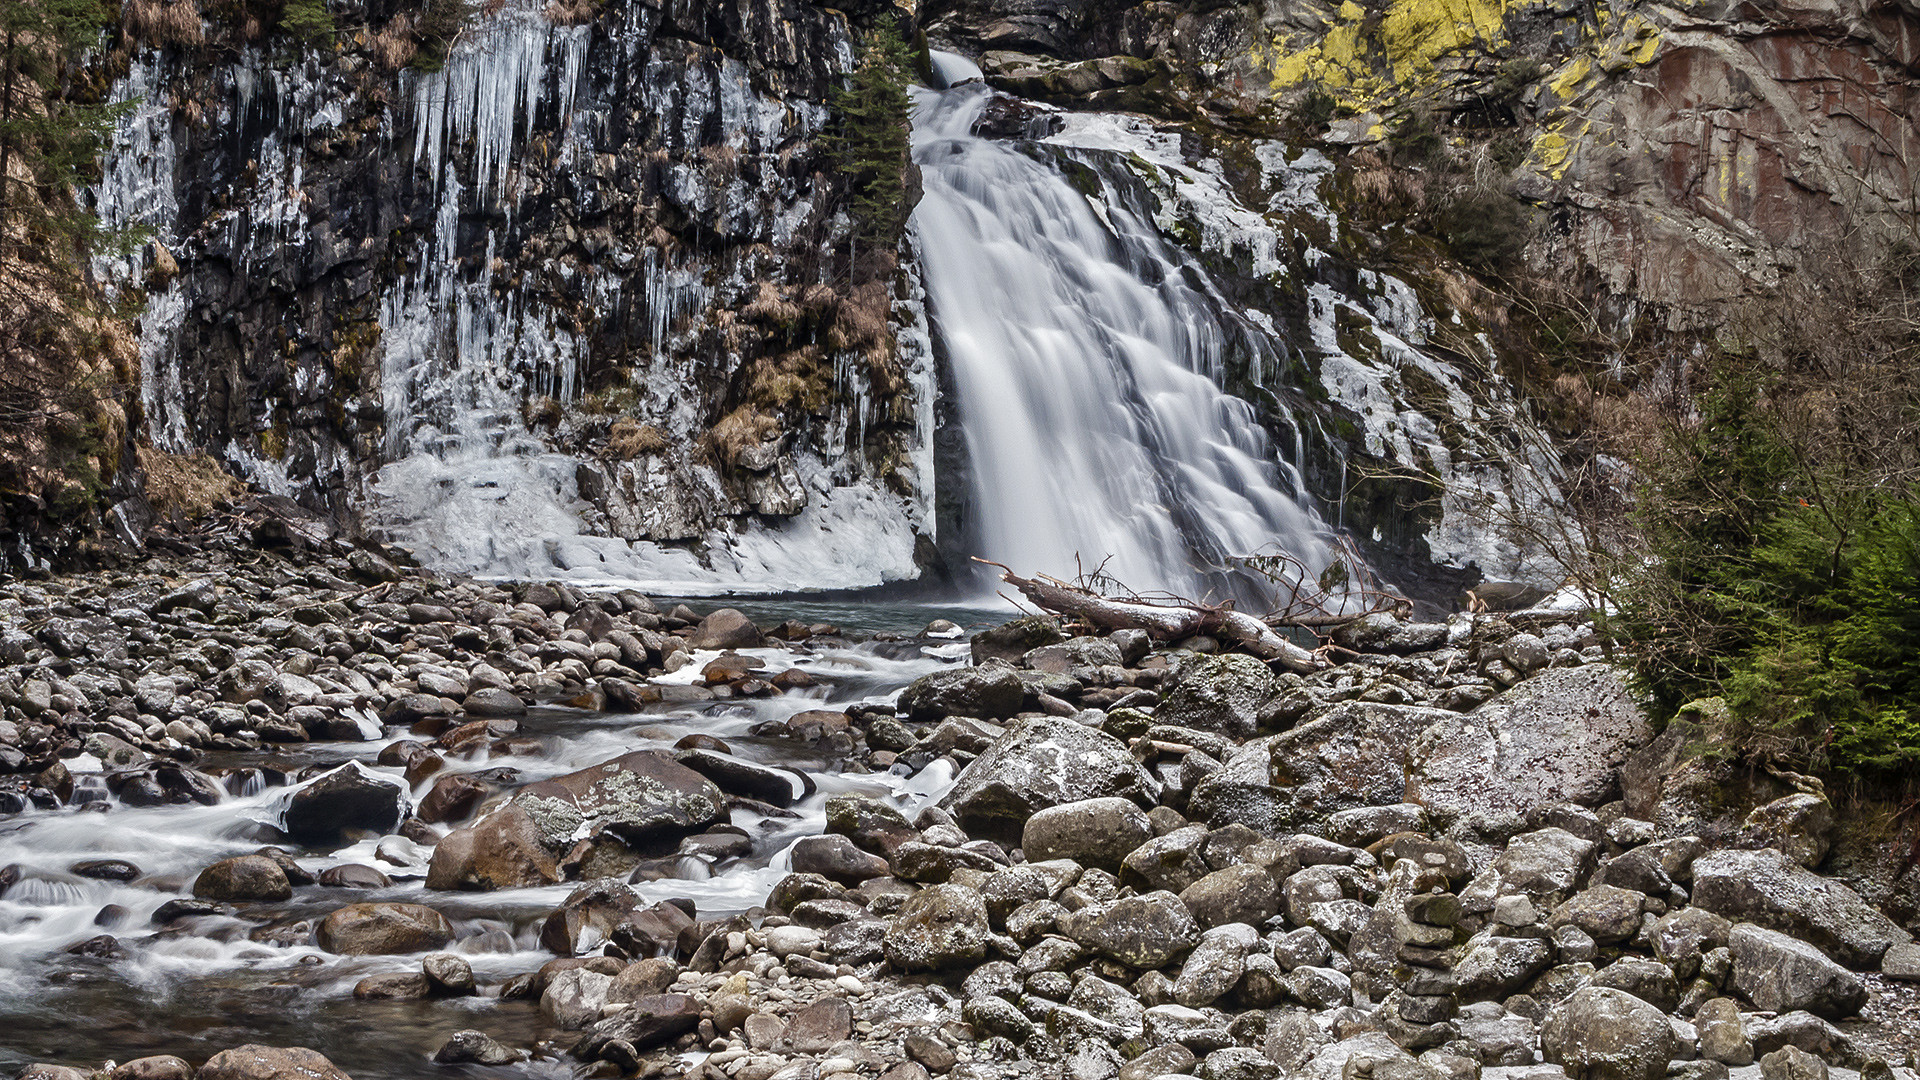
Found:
884,883 -> 990,972
191,855 -> 291,903
1157,653 -> 1277,739
1407,666 -> 1650,832
1265,702 -> 1458,829
1759,1046 -> 1828,1080
939,717 -> 1155,841
1540,986 -> 1679,1080
1729,924 -> 1867,1019
1023,797 -> 1154,872
316,902 -> 454,955
1061,890 -> 1200,969
1180,863 -> 1281,929
899,659 -> 1025,721
1696,998 -> 1754,1066
1691,847 -> 1910,967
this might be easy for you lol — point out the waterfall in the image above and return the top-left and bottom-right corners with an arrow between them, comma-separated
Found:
911,70 -> 1344,602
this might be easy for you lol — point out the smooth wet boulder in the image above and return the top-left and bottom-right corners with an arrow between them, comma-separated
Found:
281,763 -> 406,844
674,748 -> 805,807
512,750 -> 727,848
1061,890 -> 1200,969
192,855 -> 292,902
574,993 -> 703,1061
1729,924 -> 1867,1018
109,1056 -> 192,1080
791,835 -> 892,884
971,615 -> 1068,665
462,687 -> 527,718
939,717 -> 1154,840
825,795 -> 919,856
316,902 -> 454,955
898,659 -> 1025,722
688,609 -> 763,650
540,880 -> 641,956
1407,666 -> 1651,832
434,1030 -> 522,1066
1691,847 -> 1910,967
1157,653 -> 1276,740
427,803 -> 562,891
418,773 -> 491,825
1540,986 -> 1679,1080
1022,797 -> 1153,872
196,1045 -> 352,1080
883,883 -> 991,972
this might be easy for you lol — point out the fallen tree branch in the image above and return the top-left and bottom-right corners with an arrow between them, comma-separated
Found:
979,559 -> 1325,674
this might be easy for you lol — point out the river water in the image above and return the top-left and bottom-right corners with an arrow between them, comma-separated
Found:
0,605 -> 976,1078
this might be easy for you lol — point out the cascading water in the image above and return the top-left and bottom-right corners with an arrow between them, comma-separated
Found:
912,62 -> 1346,602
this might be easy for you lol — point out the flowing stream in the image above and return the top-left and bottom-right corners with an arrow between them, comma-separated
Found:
0,618 -> 968,1078
912,58 -> 1343,602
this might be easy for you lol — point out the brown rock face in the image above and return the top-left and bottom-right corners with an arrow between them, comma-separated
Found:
426,803 -> 563,891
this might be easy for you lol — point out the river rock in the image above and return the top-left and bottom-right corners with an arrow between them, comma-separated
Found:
1331,612 -> 1449,654
1022,797 -> 1153,872
316,902 -> 454,954
1696,997 -> 1755,1065
898,659 -> 1025,722
1743,794 -> 1834,869
1407,666 -> 1651,833
1061,890 -> 1199,969
688,609 -> 763,649
543,967 -> 615,1028
427,803 -> 562,891
109,1056 -> 193,1080
574,993 -> 702,1060
1156,653 -> 1276,739
1760,1046 -> 1828,1080
1265,702 -> 1457,830
972,615 -> 1068,665
1729,924 -> 1867,1018
513,750 -> 727,848
462,687 -> 527,717
281,763 -> 405,844
883,883 -> 990,972
674,748 -> 805,807
1179,864 -> 1281,929
1691,847 -> 1910,967
825,794 -> 919,856
539,880 -> 642,955
418,773 -> 490,825
1540,986 -> 1679,1080
791,834 -> 892,883
939,717 -> 1154,840
434,1030 -> 523,1066
196,1046 -> 351,1080
192,855 -> 292,902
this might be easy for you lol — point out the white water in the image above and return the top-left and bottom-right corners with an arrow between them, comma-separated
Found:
0,637 -> 960,1076
911,74 -> 1344,600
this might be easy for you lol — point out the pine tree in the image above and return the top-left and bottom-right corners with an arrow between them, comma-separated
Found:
826,22 -> 915,257
0,0 -> 122,262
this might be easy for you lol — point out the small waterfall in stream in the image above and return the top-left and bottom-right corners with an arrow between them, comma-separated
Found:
912,58 -> 1346,603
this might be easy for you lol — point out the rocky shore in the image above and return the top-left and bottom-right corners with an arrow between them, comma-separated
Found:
3,538 -> 1919,1080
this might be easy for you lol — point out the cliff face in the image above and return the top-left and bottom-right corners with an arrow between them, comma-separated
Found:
95,0 -> 937,590
925,0 -> 1920,319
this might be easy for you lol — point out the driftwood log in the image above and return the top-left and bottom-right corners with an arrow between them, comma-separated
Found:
991,566 -> 1325,674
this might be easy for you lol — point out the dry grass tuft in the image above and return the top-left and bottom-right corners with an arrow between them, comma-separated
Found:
123,0 -> 205,48
606,418 -> 668,459
544,0 -> 596,25
741,282 -> 802,325
369,15 -> 418,70
139,445 -> 245,522
702,407 -> 780,470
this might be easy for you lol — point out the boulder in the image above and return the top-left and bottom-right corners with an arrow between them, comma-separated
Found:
573,994 -> 702,1061
1265,702 -> 1457,830
883,883 -> 990,972
540,880 -> 641,955
1691,847 -> 1910,967
898,660 -> 1025,722
791,835 -> 892,884
418,772 -> 491,825
1179,864 -> 1281,929
971,615 -> 1067,665
939,717 -> 1154,841
196,1046 -> 351,1080
1331,613 -> 1448,654
512,750 -> 728,848
462,687 -> 527,717
542,967 -> 615,1029
1061,890 -> 1200,969
1759,1046 -> 1828,1080
1407,666 -> 1651,832
426,803 -> 562,891
1548,885 -> 1647,945
1743,794 -> 1834,869
1156,654 -> 1276,739
674,749 -> 805,807
1540,986 -> 1679,1080
192,855 -> 292,903
280,762 -> 406,843
434,1030 -> 522,1066
108,1057 -> 192,1080
1023,797 -> 1154,872
1729,924 -> 1867,1019
689,609 -> 764,649
316,902 -> 454,955
1695,997 -> 1754,1065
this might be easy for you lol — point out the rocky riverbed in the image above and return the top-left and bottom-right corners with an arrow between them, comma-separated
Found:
3,538 -> 1918,1080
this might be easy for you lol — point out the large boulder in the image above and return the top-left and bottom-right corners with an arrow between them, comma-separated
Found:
1540,986 -> 1679,1080
1728,924 -> 1868,1018
688,609 -> 763,649
316,902 -> 454,955
1061,891 -> 1200,969
1022,797 -> 1153,872
1264,702 -> 1456,830
539,880 -> 641,956
1407,666 -> 1651,832
1179,864 -> 1281,929
192,855 -> 292,903
512,750 -> 728,848
883,883 -> 991,972
279,762 -> 406,844
971,616 -> 1067,665
898,660 -> 1025,722
196,1046 -> 351,1080
1156,654 -> 1276,740
939,717 -> 1155,841
1691,847 -> 1910,967
426,803 -> 563,891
